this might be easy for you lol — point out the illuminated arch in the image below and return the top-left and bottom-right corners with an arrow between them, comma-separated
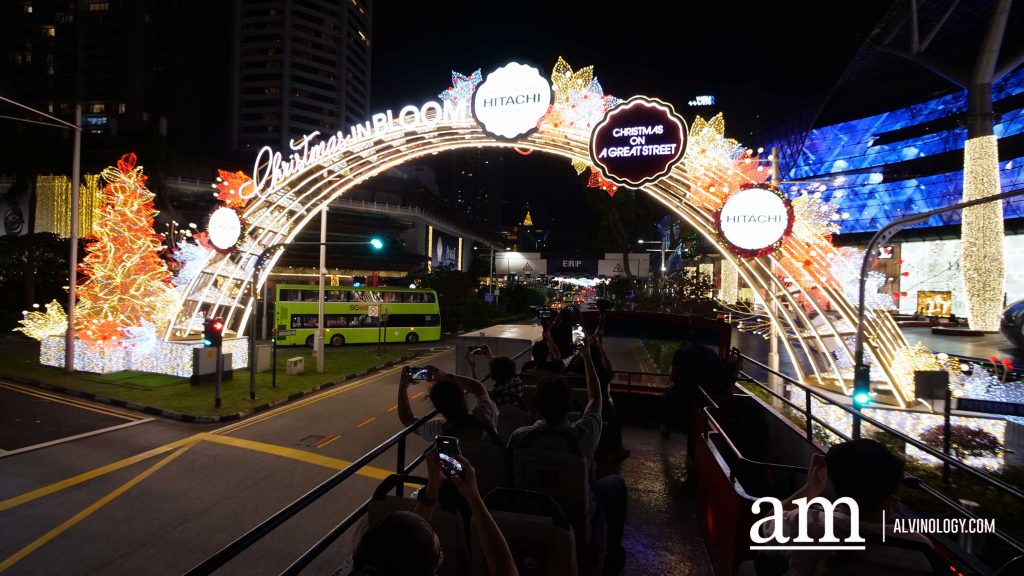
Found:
170,100 -> 914,407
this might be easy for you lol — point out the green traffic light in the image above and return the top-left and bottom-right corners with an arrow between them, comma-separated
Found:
853,392 -> 871,405
370,238 -> 383,250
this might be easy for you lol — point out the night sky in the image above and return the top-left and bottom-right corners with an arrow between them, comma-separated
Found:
369,1 -> 892,251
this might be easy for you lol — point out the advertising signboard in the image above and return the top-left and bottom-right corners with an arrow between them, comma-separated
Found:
589,95 -> 687,187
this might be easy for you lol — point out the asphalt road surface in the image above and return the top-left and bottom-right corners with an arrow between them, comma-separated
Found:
0,335 -> 663,575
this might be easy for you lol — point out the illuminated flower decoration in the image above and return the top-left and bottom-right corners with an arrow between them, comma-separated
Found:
122,320 -> 158,354
587,167 -> 618,196
438,69 -> 483,108
685,114 -> 741,160
829,247 -> 895,311
193,231 -> 213,251
14,300 -> 68,340
571,159 -> 589,175
213,169 -> 254,209
551,57 -> 594,107
789,190 -> 840,245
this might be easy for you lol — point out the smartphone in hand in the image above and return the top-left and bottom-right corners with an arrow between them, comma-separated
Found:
406,366 -> 432,382
435,435 -> 463,478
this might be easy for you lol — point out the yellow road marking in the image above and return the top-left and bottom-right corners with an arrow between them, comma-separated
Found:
0,441 -> 197,572
0,435 -> 197,513
315,435 -> 340,449
197,433 -> 392,480
355,417 -> 375,428
0,349 -> 451,515
218,349 -> 451,435
0,381 -> 138,421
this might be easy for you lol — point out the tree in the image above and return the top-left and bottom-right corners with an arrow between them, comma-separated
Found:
921,424 -> 1001,461
661,269 -> 717,317
75,153 -> 177,346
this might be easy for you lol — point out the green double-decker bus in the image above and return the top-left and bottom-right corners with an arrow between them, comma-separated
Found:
274,284 -> 441,346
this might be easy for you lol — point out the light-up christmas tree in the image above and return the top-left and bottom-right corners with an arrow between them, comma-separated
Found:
75,153 -> 176,348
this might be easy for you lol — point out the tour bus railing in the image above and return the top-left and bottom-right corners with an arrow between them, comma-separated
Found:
185,343 -> 534,576
738,354 -> 1024,502
733,354 -> 1024,558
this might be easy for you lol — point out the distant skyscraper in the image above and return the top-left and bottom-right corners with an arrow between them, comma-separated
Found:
445,149 -> 503,227
233,0 -> 372,152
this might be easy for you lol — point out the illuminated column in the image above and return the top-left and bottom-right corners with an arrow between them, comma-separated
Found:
719,259 -> 738,304
961,135 -> 1003,331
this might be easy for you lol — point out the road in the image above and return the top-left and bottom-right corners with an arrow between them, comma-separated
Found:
0,335 -> 661,575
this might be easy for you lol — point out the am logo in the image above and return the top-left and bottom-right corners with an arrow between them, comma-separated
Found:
749,496 -> 866,550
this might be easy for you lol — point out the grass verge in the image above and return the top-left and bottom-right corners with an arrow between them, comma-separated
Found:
0,338 -> 422,418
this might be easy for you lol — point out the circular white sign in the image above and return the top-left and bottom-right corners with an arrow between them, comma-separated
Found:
718,187 -> 791,252
472,62 -> 552,139
208,207 -> 241,251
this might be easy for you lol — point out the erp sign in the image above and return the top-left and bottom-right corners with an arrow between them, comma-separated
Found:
548,258 -> 598,276
589,95 -> 687,187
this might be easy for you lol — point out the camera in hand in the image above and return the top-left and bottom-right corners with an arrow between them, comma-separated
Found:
535,307 -> 553,319
435,435 -> 463,478
406,366 -> 432,381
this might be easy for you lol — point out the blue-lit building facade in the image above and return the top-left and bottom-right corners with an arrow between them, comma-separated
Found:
787,67 -> 1024,317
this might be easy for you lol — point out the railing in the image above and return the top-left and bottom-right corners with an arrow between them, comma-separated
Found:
736,353 -> 1024,558
609,370 -> 670,396
186,343 -> 533,576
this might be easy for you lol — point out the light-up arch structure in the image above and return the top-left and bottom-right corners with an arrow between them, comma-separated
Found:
170,72 -> 915,407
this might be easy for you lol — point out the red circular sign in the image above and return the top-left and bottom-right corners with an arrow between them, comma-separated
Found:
589,96 -> 687,187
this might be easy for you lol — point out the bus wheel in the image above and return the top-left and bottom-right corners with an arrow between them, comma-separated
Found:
330,334 -> 345,346
405,333 -> 419,344
305,335 -> 315,347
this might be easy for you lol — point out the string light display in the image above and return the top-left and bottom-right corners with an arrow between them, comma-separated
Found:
33,174 -> 103,238
75,153 -> 178,350
719,259 -> 739,303
438,69 -> 483,107
165,58 -> 928,401
212,170 -> 255,209
587,167 -> 618,196
961,135 -> 1004,332
171,242 -> 213,291
40,334 -> 249,377
829,247 -> 896,311
14,300 -> 67,340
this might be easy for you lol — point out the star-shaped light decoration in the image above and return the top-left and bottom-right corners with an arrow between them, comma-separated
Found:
587,167 -> 618,197
438,69 -> 483,108
213,169 -> 254,209
547,58 -> 621,175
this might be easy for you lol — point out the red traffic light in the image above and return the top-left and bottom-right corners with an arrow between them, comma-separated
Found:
212,320 -> 223,331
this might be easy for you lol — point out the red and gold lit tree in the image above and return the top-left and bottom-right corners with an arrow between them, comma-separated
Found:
75,153 -> 176,347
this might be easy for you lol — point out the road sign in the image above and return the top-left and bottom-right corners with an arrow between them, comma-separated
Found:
368,305 -> 380,317
523,263 -> 533,272
612,263 -> 623,273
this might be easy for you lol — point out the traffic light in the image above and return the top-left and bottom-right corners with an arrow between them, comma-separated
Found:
202,317 -> 224,348
853,364 -> 871,406
369,237 -> 405,251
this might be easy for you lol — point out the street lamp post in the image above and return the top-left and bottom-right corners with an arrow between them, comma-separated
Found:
0,97 -> 82,373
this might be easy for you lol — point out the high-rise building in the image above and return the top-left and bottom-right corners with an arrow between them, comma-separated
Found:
233,0 -> 372,153
443,149 -> 503,227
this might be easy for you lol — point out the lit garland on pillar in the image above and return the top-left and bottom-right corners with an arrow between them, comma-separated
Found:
961,135 -> 1004,332
719,259 -> 738,303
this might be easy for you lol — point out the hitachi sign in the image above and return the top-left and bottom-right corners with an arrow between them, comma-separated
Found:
723,214 -> 785,224
479,93 -> 544,107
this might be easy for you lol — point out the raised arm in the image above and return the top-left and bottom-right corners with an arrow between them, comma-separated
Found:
581,335 -> 602,417
453,456 -> 519,576
397,368 -> 417,427
429,366 -> 487,398
544,328 -> 561,364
